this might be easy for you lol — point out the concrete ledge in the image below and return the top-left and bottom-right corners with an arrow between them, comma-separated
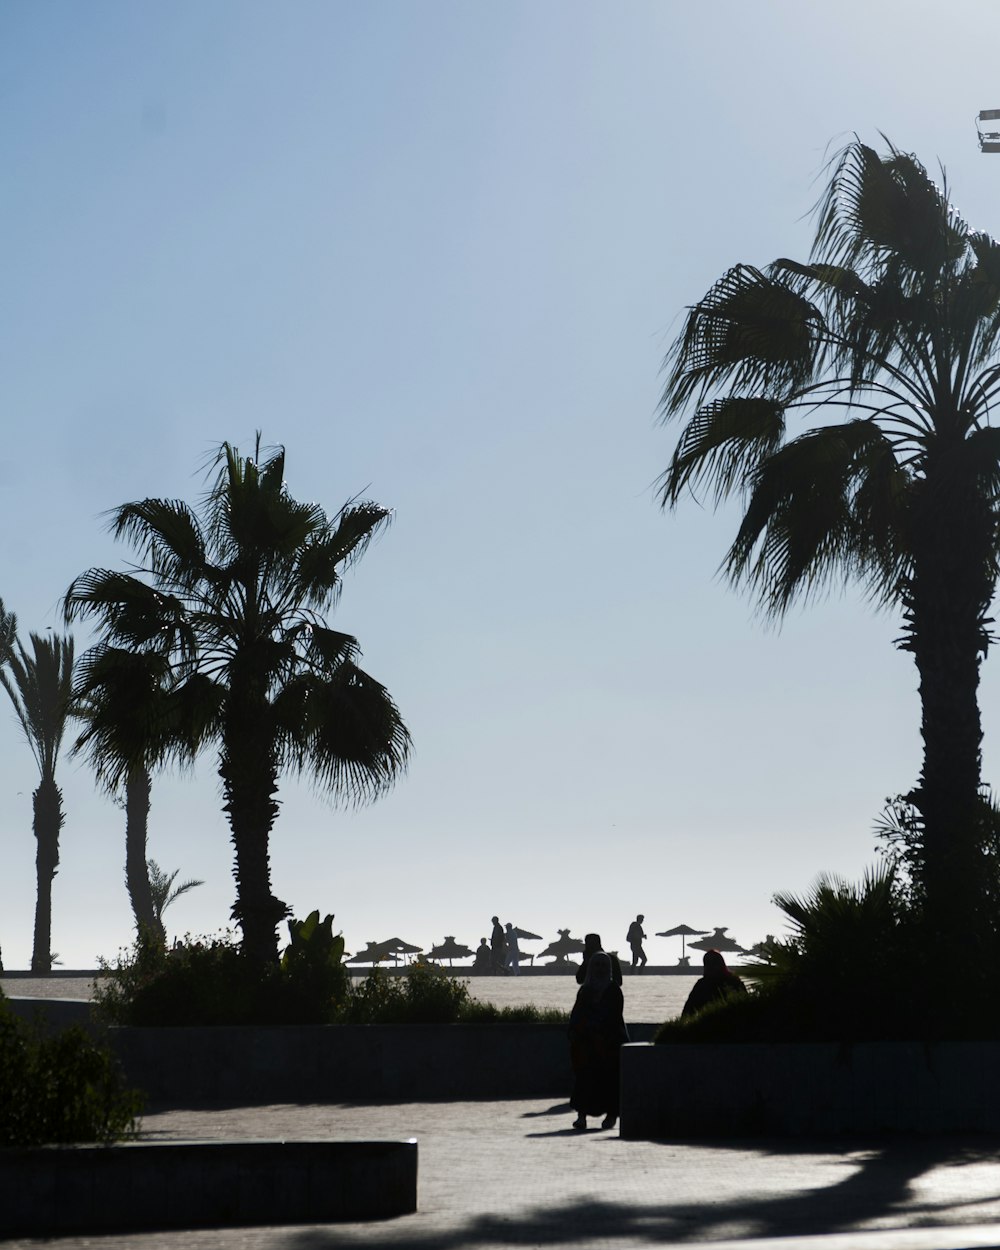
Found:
0,1138 -> 417,1236
110,1022 -> 576,1104
620,1041 -> 1000,1137
5,996 -> 95,1034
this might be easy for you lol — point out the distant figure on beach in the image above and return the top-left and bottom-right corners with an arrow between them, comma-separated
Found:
626,914 -> 647,971
504,923 -> 521,975
576,933 -> 623,986
569,952 -> 628,1131
682,949 -> 747,1017
490,916 -> 507,974
473,938 -> 491,973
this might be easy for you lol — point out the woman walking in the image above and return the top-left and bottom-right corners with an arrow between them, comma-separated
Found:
568,952 -> 628,1130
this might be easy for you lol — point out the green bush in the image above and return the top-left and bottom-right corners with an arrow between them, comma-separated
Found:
340,962 -> 567,1024
95,926 -> 567,1027
0,998 -> 141,1147
95,914 -> 350,1026
656,865 -> 1000,1044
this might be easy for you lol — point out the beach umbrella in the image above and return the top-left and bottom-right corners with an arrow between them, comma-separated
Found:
654,923 -> 710,961
382,937 -> 423,965
513,927 -> 542,941
426,937 -> 474,967
688,927 -> 746,955
537,929 -> 586,964
346,940 -> 393,965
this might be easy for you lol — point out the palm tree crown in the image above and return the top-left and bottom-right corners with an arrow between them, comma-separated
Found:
659,140 -> 1000,940
66,436 -> 411,967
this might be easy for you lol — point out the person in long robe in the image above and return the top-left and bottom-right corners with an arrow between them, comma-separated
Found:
490,916 -> 506,974
682,949 -> 747,1016
568,952 -> 628,1131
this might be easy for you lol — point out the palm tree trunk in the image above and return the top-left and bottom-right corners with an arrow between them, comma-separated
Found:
30,777 -> 63,974
220,695 -> 286,969
124,766 -> 161,943
905,459 -> 995,945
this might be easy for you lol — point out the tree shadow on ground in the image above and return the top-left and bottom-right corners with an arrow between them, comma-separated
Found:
290,1136 -> 1000,1248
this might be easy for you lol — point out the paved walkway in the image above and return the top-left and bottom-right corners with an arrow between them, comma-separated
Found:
6,1097 -> 1000,1249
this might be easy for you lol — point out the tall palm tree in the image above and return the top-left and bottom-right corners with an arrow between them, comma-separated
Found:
0,629 -> 75,973
659,139 -> 1000,944
66,435 -> 411,968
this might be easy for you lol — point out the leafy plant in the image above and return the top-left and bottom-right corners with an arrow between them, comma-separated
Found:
0,997 -> 141,1146
148,858 -> 204,927
340,963 -> 567,1024
94,914 -> 350,1026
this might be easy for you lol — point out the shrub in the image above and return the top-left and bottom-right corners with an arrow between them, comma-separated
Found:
339,962 -> 471,1024
0,997 -> 141,1147
339,963 -> 568,1024
95,913 -> 350,1026
656,866 -> 934,1044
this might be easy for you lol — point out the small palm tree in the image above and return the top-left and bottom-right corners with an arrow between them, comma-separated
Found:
659,139 -> 1000,945
0,626 -> 75,973
147,857 -> 204,936
70,650 -> 180,944
66,435 -> 411,969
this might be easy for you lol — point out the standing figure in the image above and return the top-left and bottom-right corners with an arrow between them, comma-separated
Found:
576,933 -> 623,986
568,952 -> 628,1131
490,915 -> 507,974
505,923 -> 521,975
626,914 -> 648,971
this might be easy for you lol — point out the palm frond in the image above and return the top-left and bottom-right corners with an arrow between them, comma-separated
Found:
662,265 -> 823,417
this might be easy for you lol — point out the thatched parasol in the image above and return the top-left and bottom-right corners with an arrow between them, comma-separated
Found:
382,938 -> 423,965
688,927 -> 746,955
654,923 -> 710,962
346,940 -> 394,965
427,936 -> 474,967
537,929 -> 586,965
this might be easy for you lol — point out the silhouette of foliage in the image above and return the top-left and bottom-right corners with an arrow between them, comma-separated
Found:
0,996 -> 141,1146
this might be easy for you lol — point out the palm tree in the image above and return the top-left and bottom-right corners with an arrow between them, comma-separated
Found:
66,435 -> 411,968
659,139 -> 1000,945
0,629 -> 75,973
147,857 -> 204,937
70,652 -> 178,944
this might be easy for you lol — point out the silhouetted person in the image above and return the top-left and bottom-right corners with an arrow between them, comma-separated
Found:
576,933 -> 623,986
473,938 -> 491,972
627,914 -> 647,970
505,923 -> 521,975
682,949 -> 747,1016
569,952 -> 628,1131
490,915 -> 506,974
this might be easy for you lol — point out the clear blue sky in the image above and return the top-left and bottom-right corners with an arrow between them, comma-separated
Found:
3,1 -> 1000,968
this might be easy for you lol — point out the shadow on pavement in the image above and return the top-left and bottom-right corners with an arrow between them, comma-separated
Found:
289,1137 -> 1000,1248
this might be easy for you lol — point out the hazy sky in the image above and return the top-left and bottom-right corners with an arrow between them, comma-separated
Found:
3,1 -> 1000,970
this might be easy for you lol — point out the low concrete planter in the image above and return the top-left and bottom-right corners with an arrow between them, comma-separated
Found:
620,1041 -> 1000,1137
0,1138 -> 417,1236
111,1022 -> 574,1104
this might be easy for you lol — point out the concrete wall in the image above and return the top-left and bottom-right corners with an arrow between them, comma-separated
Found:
111,1022 -> 577,1105
620,1041 -> 1000,1137
0,1139 -> 417,1236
